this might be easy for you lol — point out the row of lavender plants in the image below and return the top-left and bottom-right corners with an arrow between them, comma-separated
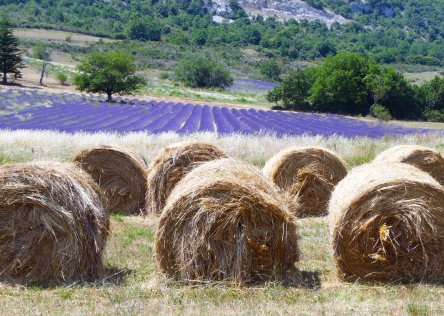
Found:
0,89 -> 436,138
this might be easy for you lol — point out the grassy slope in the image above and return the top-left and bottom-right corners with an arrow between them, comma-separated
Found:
0,132 -> 444,314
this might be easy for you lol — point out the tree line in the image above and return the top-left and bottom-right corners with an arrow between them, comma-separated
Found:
267,53 -> 444,121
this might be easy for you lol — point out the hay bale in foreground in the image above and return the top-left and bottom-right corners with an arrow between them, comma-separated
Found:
329,162 -> 444,283
374,145 -> 444,185
156,158 -> 300,284
0,162 -> 109,284
145,141 -> 227,214
263,146 -> 347,216
73,145 -> 147,215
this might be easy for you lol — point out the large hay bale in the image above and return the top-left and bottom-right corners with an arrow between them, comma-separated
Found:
73,145 -> 147,215
329,162 -> 444,282
145,141 -> 227,214
374,145 -> 444,185
0,162 -> 109,284
263,146 -> 347,216
156,158 -> 300,284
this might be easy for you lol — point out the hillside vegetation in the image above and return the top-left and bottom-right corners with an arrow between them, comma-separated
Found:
1,0 -> 443,66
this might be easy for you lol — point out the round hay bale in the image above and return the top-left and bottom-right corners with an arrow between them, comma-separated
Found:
329,162 -> 444,282
263,146 -> 347,216
156,158 -> 300,284
73,145 -> 147,215
0,162 -> 109,285
374,145 -> 444,185
146,141 -> 227,214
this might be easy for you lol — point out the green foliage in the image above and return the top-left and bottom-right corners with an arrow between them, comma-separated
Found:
32,43 -> 50,61
73,52 -> 146,101
372,104 -> 392,121
175,54 -> 233,88
269,53 -> 427,120
56,72 -> 68,85
266,68 -> 315,111
260,60 -> 282,81
127,18 -> 162,42
0,16 -> 23,84
310,53 -> 372,115
0,1 -> 442,66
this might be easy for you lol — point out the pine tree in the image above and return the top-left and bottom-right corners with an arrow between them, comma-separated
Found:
0,17 -> 23,84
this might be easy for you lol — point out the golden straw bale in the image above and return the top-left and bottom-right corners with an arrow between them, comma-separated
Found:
0,162 -> 109,285
263,146 -> 347,216
374,145 -> 444,185
145,141 -> 227,214
156,158 -> 300,284
73,145 -> 147,215
329,162 -> 444,282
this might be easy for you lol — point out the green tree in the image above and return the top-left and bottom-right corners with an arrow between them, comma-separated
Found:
310,53 -> 372,115
0,16 -> 23,84
266,68 -> 316,110
175,54 -> 233,88
32,43 -> 51,86
421,75 -> 444,121
364,63 -> 394,116
260,59 -> 282,81
127,18 -> 162,41
73,52 -> 146,101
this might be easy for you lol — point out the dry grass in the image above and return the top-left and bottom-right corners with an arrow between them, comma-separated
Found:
145,141 -> 226,214
374,145 -> 444,185
263,147 -> 347,216
329,162 -> 444,283
2,130 -> 444,170
0,162 -> 109,285
14,28 -> 113,44
156,158 -> 299,284
0,131 -> 443,314
0,214 -> 441,315
73,145 -> 148,215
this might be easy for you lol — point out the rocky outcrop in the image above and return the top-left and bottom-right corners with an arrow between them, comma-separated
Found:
208,0 -> 349,26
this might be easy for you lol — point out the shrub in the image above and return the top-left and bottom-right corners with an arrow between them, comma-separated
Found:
175,55 -> 233,88
56,72 -> 68,85
372,104 -> 392,121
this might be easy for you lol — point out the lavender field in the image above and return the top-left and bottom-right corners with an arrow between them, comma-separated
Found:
0,88 -> 437,137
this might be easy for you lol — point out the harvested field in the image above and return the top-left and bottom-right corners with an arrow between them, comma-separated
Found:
0,131 -> 443,314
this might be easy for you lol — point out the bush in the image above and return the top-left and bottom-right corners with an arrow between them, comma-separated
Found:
56,72 -> 68,85
260,60 -> 282,81
372,104 -> 392,121
175,55 -> 233,88
423,109 -> 444,122
158,72 -> 170,80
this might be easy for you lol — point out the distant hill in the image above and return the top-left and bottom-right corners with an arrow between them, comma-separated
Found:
1,0 -> 443,66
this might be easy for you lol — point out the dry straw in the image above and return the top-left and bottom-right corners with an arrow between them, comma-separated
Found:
374,145 -> 444,185
263,146 -> 347,216
145,141 -> 227,214
329,162 -> 444,283
156,158 -> 300,284
73,145 -> 147,215
0,162 -> 109,285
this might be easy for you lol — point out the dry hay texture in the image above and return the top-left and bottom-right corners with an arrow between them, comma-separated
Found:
156,158 -> 300,284
146,141 -> 227,214
374,145 -> 444,185
263,146 -> 347,216
73,145 -> 147,215
0,162 -> 109,285
329,162 -> 444,283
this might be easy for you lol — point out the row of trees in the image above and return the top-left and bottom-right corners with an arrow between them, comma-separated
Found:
267,53 -> 444,121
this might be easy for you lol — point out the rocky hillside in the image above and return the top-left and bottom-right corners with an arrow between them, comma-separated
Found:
209,0 -> 348,25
